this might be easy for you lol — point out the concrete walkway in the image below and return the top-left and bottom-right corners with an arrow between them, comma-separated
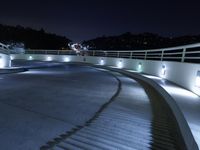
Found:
0,64 -> 118,150
49,72 -> 153,150
46,69 -> 181,150
1,60 -> 197,149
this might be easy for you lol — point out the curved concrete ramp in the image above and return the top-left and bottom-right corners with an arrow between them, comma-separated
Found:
0,61 -> 185,150
50,72 -> 152,150
43,69 -> 182,150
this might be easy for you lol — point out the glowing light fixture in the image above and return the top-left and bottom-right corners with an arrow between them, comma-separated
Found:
28,56 -> 33,60
47,56 -> 52,61
100,58 -> 104,65
0,56 -> 5,68
161,65 -> 166,76
117,60 -> 123,68
64,57 -> 70,62
10,56 -> 14,60
138,62 -> 142,72
196,71 -> 200,87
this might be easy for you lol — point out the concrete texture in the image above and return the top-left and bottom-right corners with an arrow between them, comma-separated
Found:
50,71 -> 153,150
143,74 -> 200,149
1,59 -> 196,149
0,61 -> 118,150
45,68 -> 182,150
89,65 -> 197,150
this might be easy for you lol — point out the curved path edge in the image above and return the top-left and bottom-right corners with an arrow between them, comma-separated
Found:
0,67 -> 28,74
97,65 -> 199,150
40,69 -> 122,150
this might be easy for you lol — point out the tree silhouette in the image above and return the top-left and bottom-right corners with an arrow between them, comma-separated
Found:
0,24 -> 71,49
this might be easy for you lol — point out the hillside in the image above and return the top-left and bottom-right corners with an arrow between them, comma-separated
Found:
83,32 -> 200,50
0,24 -> 71,49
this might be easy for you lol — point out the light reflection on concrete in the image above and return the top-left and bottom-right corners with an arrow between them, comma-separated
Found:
142,73 -> 200,149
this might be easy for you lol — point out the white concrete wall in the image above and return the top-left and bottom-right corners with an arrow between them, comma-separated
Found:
12,54 -> 200,96
0,53 -> 11,68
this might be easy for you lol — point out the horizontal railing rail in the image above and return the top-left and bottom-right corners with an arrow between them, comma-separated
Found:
22,43 -> 200,63
0,48 -> 10,55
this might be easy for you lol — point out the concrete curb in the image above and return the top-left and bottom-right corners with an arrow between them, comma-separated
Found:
0,68 -> 28,74
97,66 -> 199,150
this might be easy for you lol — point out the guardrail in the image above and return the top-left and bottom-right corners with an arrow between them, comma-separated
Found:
24,43 -> 200,63
0,48 -> 10,55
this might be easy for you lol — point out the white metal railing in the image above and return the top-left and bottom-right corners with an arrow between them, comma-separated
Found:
0,42 -> 10,55
24,43 -> 200,63
0,48 -> 10,55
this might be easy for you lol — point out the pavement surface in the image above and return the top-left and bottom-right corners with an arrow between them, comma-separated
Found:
43,68 -> 181,150
0,61 -> 118,150
0,60 -> 187,150
49,72 -> 153,150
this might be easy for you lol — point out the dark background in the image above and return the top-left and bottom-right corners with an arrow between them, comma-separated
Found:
0,0 -> 200,42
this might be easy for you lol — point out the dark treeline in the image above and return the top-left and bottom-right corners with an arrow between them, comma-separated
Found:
1,24 -> 200,50
0,24 -> 71,49
83,32 -> 200,50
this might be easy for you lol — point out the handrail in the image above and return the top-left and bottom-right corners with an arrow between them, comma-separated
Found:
22,43 -> 200,63
0,49 -> 10,55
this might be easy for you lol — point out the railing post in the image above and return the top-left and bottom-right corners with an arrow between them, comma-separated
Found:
117,51 -> 120,58
161,50 -> 164,61
130,52 -> 133,59
93,51 -> 95,56
104,51 -> 107,57
144,51 -> 147,60
181,48 -> 186,62
57,50 -> 60,55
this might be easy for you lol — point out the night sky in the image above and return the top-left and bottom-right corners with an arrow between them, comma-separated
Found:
0,0 -> 200,42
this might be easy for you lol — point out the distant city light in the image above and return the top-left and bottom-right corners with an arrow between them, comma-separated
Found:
68,42 -> 88,55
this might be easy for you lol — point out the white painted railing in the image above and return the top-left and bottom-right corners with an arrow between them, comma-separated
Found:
0,48 -> 10,55
24,43 -> 200,63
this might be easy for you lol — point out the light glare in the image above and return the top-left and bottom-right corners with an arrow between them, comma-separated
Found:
161,65 -> 166,77
47,56 -> 52,61
100,59 -> 104,65
64,57 -> 70,62
117,60 -> 123,68
28,56 -> 33,60
196,71 -> 200,87
10,56 -> 14,60
164,85 -> 199,99
196,77 -> 200,87
138,63 -> 142,72
0,57 -> 5,68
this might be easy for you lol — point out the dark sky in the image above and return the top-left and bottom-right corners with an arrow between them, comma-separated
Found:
0,0 -> 200,42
